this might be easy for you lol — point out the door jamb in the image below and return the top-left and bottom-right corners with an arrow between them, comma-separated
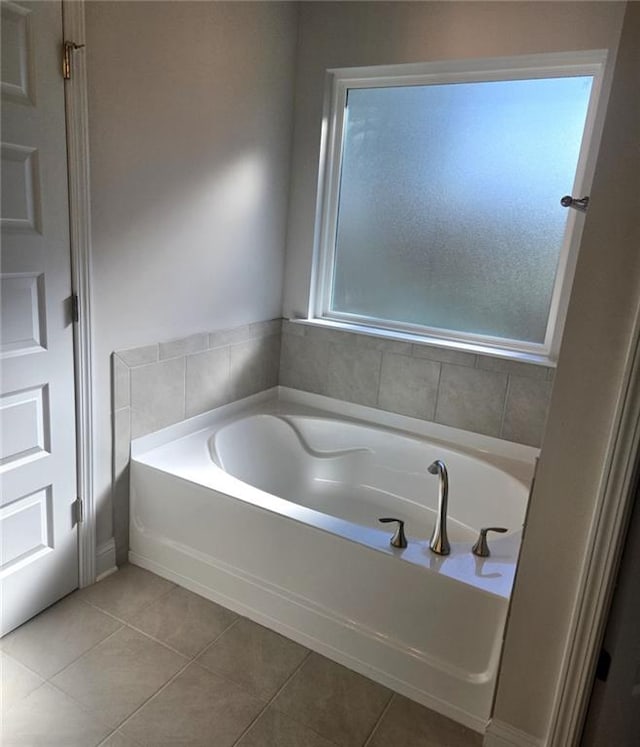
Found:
547,299 -> 640,744
62,0 -> 96,588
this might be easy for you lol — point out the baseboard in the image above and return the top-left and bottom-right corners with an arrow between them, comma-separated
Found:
95,538 -> 117,581
485,719 -> 544,747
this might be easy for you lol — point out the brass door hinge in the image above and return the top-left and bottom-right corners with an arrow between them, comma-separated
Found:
63,41 -> 85,80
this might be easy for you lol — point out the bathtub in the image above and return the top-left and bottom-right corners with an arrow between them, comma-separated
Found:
129,387 -> 536,731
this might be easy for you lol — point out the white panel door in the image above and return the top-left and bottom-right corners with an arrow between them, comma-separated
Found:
1,0 -> 78,634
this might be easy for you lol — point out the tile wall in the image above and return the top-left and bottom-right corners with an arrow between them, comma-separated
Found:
111,319 -> 281,564
280,321 -> 554,448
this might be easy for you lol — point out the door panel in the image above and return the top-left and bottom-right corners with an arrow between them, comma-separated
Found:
1,0 -> 78,635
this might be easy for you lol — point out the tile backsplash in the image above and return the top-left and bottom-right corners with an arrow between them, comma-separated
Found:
279,321 -> 553,447
112,317 -> 553,564
111,319 -> 281,564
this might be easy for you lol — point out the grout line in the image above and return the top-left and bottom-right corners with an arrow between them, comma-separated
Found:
499,374 -> 512,438
46,621 -> 125,682
374,350 -> 385,406
110,616 -> 248,736
182,353 -> 187,420
362,691 -> 396,747
108,653 -> 195,735
40,679 -> 116,738
193,617 -> 241,662
432,360 -> 444,422
0,649 -> 47,688
230,650 -> 313,746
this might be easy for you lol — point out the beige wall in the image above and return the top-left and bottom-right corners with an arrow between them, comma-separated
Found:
282,0 -> 626,317
492,3 -> 640,740
86,2 -> 298,553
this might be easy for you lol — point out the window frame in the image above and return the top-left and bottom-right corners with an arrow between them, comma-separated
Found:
308,51 -> 608,362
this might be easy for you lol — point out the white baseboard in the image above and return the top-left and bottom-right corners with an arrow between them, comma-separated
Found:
95,538 -> 117,581
484,719 -> 543,747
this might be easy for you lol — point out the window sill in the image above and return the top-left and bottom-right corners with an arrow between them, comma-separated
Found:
288,317 -> 557,369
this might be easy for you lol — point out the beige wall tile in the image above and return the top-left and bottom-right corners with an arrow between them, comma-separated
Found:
435,364 -> 508,437
185,346 -> 231,418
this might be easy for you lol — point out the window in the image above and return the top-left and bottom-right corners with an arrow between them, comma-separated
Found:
310,53 -> 606,360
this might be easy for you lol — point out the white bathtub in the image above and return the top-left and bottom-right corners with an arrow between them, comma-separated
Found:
129,387 -> 536,731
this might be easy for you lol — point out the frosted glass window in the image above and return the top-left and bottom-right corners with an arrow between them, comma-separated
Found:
330,77 -> 593,345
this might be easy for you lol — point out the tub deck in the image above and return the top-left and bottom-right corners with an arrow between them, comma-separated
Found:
129,387 -> 536,731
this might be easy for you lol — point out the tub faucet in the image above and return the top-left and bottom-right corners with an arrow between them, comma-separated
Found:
427,460 -> 450,555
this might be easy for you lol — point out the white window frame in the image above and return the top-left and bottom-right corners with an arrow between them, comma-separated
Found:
308,51 -> 608,363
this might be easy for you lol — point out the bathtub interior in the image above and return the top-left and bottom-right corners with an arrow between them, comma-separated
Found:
210,413 -> 527,545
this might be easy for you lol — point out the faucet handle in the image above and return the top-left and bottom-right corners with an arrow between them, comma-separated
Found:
379,517 -> 408,549
472,527 -> 508,557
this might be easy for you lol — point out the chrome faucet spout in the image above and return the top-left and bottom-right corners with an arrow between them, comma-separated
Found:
428,459 -> 450,555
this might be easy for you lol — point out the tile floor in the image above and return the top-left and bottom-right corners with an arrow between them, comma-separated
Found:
1,564 -> 483,746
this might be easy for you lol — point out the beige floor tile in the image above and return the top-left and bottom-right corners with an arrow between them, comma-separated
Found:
99,730 -> 142,747
197,617 -> 308,700
0,594 -> 121,679
129,586 -> 237,657
237,707 -> 339,747
122,661 -> 265,747
367,695 -> 483,747
272,653 -> 391,747
0,652 -> 43,711
0,683 -> 111,746
79,564 -> 175,622
51,626 -> 186,727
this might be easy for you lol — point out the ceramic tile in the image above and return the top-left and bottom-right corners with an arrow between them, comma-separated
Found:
51,626 -> 186,728
476,355 -> 550,380
130,357 -> 185,438
113,355 -> 130,409
79,564 -> 175,622
99,731 -> 142,747
129,586 -> 237,657
435,364 -> 508,437
281,319 -> 306,337
249,318 -> 282,339
412,344 -> 477,367
198,618 -> 308,700
326,344 -> 382,407
279,332 -> 329,394
230,334 -> 281,400
353,334 -> 412,355
0,594 -> 121,679
378,353 -> 440,419
0,683 -> 111,746
158,333 -> 208,360
367,694 -> 483,747
0,652 -> 43,711
304,325 -> 351,347
237,707 -> 338,747
209,324 -> 253,348
116,345 -> 158,368
185,346 -> 231,418
122,662 -> 264,747
113,407 -> 131,477
501,375 -> 553,447
112,464 -> 131,567
272,653 -> 391,747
